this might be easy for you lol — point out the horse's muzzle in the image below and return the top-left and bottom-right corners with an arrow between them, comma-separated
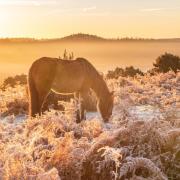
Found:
103,115 -> 113,123
103,117 -> 111,122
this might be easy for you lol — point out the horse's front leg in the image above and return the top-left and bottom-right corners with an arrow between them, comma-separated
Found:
74,91 -> 87,123
80,97 -> 86,121
74,92 -> 81,123
79,91 -> 88,121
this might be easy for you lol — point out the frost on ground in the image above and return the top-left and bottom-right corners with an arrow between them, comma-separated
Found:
0,71 -> 179,180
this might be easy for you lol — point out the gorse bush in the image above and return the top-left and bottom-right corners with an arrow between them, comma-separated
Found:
106,66 -> 144,79
153,52 -> 180,73
124,66 -> 144,77
1,74 -> 27,89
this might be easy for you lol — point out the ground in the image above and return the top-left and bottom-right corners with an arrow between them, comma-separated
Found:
0,71 -> 179,180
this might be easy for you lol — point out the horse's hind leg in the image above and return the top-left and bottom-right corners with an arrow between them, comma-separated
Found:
35,80 -> 52,115
38,90 -> 50,115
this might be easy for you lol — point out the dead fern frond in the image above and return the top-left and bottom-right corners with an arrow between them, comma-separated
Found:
155,128 -> 180,151
98,146 -> 122,180
119,157 -> 167,180
37,168 -> 61,180
84,128 -> 130,159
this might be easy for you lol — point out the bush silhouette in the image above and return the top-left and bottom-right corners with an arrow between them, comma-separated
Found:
2,74 -> 27,89
153,53 -> 180,73
124,66 -> 144,77
107,66 -> 144,79
106,67 -> 124,79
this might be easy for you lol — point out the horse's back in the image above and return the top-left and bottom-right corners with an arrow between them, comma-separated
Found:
29,57 -> 97,93
52,58 -> 88,93
30,57 -> 58,70
30,57 -> 93,74
29,57 -> 58,89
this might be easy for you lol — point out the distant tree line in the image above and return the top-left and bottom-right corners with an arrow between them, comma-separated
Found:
1,34 -> 180,43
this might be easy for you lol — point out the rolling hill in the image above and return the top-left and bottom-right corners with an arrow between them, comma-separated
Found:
0,33 -> 180,43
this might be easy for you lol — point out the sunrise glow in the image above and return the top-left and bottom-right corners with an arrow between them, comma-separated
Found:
0,0 -> 180,38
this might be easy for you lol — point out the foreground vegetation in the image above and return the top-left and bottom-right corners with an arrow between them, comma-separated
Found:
0,71 -> 179,179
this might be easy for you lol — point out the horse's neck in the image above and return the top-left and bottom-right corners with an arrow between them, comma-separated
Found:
90,74 -> 110,100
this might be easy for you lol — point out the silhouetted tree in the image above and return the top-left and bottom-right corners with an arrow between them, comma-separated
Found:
62,49 -> 74,60
69,52 -> 74,60
63,49 -> 68,60
153,53 -> 180,73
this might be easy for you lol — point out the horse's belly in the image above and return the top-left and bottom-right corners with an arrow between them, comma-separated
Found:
51,89 -> 74,95
51,78 -> 83,94
51,63 -> 85,93
51,86 -> 77,94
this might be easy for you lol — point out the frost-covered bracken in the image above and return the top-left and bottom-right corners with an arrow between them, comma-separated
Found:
0,71 -> 179,180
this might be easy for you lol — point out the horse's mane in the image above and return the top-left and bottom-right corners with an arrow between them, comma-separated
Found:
76,58 -> 110,98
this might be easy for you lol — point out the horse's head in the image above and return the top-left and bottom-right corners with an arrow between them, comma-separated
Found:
98,92 -> 114,122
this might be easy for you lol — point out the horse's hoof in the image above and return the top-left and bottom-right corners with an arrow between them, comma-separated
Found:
76,118 -> 81,123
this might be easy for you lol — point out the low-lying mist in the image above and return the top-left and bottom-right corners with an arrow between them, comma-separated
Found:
0,41 -> 180,83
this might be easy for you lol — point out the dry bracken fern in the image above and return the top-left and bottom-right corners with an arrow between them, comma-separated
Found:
0,71 -> 179,180
155,128 -> 180,151
119,157 -> 167,180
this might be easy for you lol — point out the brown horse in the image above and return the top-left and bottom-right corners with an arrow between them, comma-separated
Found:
28,57 -> 113,122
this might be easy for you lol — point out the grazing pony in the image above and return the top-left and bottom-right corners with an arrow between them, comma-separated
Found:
28,57 -> 113,122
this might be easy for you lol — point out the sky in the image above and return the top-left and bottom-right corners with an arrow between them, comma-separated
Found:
0,0 -> 180,38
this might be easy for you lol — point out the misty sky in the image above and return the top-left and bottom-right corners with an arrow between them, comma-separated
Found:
0,0 -> 180,38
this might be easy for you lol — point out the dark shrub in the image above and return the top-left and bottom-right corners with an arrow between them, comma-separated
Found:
1,99 -> 28,117
153,53 -> 180,73
106,67 -> 124,79
124,66 -> 144,77
106,66 -> 144,79
2,74 -> 27,89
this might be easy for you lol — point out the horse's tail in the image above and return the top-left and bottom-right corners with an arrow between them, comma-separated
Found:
28,68 -> 39,117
